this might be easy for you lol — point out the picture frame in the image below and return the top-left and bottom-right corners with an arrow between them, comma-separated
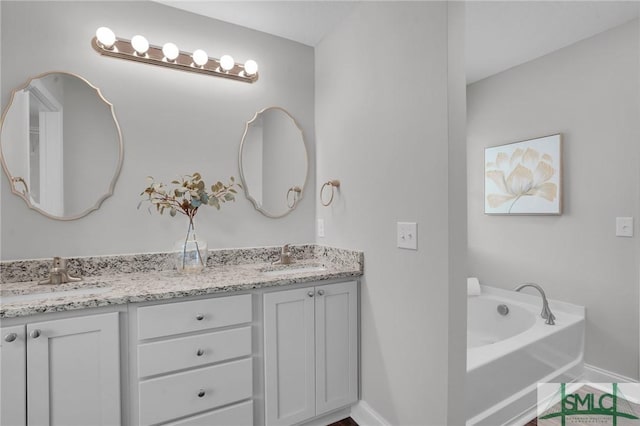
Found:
484,134 -> 562,215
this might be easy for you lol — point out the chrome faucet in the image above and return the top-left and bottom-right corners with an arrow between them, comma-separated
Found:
514,283 -> 555,325
272,244 -> 294,265
39,257 -> 82,285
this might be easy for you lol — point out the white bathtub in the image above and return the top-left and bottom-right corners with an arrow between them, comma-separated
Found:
466,285 -> 585,426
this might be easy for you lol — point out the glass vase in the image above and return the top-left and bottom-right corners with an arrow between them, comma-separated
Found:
174,219 -> 208,274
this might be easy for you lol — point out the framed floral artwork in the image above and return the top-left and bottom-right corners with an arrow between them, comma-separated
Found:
484,134 -> 562,215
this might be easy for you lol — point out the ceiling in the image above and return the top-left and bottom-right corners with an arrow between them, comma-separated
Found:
155,1 -> 358,47
157,1 -> 640,83
465,1 -> 640,83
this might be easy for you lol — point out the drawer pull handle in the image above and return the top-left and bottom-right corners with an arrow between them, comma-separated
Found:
317,289 -> 325,296
195,314 -> 205,321
307,291 -> 314,298
4,333 -> 17,343
198,389 -> 206,398
196,349 -> 204,357
30,329 -> 41,339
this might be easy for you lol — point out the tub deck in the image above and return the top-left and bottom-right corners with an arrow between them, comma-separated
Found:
466,286 -> 585,426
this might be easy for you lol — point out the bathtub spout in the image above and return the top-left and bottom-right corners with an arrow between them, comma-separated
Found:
514,283 -> 556,325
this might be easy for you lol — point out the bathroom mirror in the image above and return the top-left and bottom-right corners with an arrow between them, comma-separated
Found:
0,72 -> 123,220
239,107 -> 308,218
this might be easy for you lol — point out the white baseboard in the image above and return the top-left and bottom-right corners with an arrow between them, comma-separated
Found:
350,401 -> 390,426
299,407 -> 351,426
583,363 -> 638,383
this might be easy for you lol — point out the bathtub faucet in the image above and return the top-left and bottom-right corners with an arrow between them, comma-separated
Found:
514,283 -> 556,325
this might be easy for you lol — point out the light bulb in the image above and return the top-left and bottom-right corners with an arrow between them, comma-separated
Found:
162,42 -> 180,61
96,27 -> 116,49
192,49 -> 208,67
131,35 -> 149,55
244,59 -> 258,76
220,55 -> 234,71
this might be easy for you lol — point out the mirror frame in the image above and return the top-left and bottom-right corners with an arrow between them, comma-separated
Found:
0,71 -> 124,221
238,106 -> 309,218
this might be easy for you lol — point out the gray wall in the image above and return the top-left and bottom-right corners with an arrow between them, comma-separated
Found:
467,20 -> 640,378
316,3 -> 467,424
1,1 -> 315,260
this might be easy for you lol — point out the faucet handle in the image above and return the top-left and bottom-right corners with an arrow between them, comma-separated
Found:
39,257 -> 81,285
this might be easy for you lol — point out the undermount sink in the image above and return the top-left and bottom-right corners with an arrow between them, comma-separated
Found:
260,264 -> 328,276
0,286 -> 112,304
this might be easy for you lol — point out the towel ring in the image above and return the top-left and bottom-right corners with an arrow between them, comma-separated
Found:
286,186 -> 302,208
320,180 -> 340,206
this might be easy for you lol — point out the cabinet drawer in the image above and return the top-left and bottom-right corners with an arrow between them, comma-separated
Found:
137,294 -> 251,340
166,400 -> 253,426
139,358 -> 253,425
138,326 -> 252,378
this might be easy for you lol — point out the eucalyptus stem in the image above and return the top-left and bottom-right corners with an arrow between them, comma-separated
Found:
139,173 -> 240,272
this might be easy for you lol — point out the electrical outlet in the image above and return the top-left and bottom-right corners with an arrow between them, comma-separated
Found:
397,222 -> 418,250
616,217 -> 634,237
317,219 -> 325,238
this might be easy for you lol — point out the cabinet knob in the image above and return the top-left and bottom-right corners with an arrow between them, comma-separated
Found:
196,349 -> 204,357
317,289 -> 325,296
195,313 -> 204,321
30,329 -> 41,339
197,389 -> 206,398
307,291 -> 314,298
4,333 -> 17,343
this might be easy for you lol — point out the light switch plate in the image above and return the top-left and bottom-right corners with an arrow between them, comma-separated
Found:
397,222 -> 418,250
616,217 -> 634,237
317,219 -> 325,238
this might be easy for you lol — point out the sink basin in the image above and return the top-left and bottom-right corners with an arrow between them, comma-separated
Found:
260,265 -> 327,276
0,286 -> 112,304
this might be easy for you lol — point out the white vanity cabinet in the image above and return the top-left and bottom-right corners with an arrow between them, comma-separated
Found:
0,312 -> 121,426
1,325 -> 27,426
132,293 -> 254,426
263,281 -> 358,426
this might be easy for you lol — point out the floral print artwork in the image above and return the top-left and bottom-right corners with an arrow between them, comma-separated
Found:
484,135 -> 561,215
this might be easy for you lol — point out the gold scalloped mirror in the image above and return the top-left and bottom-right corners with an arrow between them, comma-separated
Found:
239,107 -> 308,218
0,72 -> 123,220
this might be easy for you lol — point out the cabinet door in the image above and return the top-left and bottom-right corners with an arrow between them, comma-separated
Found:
264,288 -> 316,426
1,325 -> 27,426
26,312 -> 120,426
315,281 -> 358,415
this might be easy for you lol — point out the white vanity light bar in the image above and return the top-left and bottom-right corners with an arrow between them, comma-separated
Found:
91,27 -> 259,83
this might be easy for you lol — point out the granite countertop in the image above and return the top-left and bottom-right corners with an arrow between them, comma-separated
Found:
0,245 -> 363,319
